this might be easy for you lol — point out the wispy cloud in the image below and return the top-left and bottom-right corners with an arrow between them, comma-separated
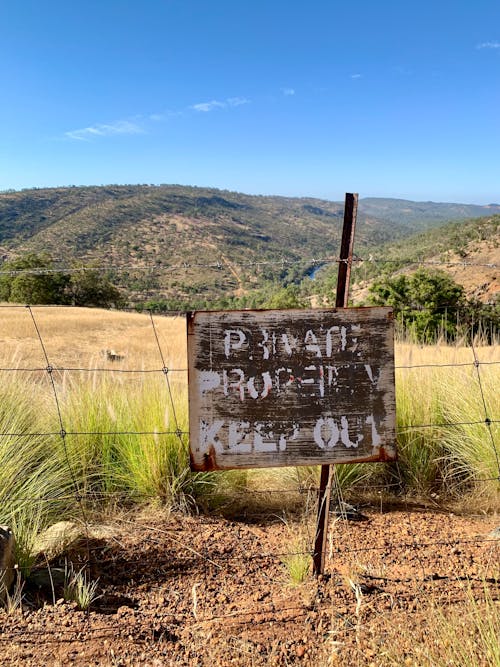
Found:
476,41 -> 500,49
191,100 -> 226,112
66,96 -> 250,140
351,73 -> 362,79
65,120 -> 144,141
227,96 -> 250,107
148,110 -> 183,121
190,96 -> 250,112
281,87 -> 295,96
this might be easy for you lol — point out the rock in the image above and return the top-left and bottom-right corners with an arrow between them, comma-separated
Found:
0,525 -> 15,603
32,521 -> 83,559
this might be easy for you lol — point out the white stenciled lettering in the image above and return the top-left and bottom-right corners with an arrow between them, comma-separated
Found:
228,421 -> 251,453
281,332 -> 298,356
325,325 -> 347,354
223,368 -> 245,401
340,415 -> 363,448
304,329 -> 322,357
247,372 -> 273,399
246,375 -> 259,399
318,365 -> 325,397
325,326 -> 339,357
199,370 -> 220,394
340,326 -> 347,351
365,415 -> 381,447
300,365 -> 316,384
258,329 -> 271,359
224,329 -> 246,358
364,364 -> 380,386
300,365 -> 324,397
325,365 -> 339,387
200,420 -> 224,452
253,423 -> 277,453
275,367 -> 293,393
313,417 -> 340,449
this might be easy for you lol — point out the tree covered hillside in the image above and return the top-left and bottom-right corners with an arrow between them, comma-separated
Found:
1,185 -> 498,308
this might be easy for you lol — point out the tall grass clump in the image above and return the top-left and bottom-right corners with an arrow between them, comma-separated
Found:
281,537 -> 311,585
58,371 -> 214,512
394,365 -> 448,494
438,363 -> 500,500
394,342 -> 499,504
0,372 -> 76,574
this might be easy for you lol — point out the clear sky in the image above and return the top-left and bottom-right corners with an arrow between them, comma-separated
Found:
1,0 -> 499,203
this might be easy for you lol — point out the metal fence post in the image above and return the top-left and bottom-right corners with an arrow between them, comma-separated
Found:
313,192 -> 358,576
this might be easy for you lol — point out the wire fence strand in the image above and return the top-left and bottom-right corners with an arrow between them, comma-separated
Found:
0,255 -> 497,278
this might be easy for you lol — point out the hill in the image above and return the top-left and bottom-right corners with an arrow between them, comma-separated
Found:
1,185 -> 499,306
347,214 -> 500,304
359,198 -> 500,231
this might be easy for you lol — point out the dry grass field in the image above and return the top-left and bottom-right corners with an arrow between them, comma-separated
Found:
0,304 -> 187,370
2,302 -> 497,374
0,304 -> 498,505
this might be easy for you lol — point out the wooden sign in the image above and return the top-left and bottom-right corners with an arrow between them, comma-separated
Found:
187,307 -> 396,471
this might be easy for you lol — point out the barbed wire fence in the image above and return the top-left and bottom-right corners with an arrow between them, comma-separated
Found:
0,255 -> 498,276
0,255 -> 498,659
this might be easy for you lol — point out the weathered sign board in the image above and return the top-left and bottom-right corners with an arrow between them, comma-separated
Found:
187,307 -> 396,471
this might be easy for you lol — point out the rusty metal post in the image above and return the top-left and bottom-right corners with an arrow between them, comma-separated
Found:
313,192 -> 358,576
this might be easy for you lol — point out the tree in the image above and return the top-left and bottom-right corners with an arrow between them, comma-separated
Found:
369,269 -> 466,342
67,268 -> 124,308
0,254 -> 124,308
262,284 -> 308,309
0,253 -> 69,304
460,298 -> 500,344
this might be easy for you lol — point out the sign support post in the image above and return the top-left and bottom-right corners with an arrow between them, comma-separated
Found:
313,192 -> 359,576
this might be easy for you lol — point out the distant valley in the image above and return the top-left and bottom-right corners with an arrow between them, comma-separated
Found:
0,184 -> 498,307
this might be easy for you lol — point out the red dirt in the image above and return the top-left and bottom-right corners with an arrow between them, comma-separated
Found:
0,503 -> 498,666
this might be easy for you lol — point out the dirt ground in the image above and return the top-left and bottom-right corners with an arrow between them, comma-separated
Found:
0,502 -> 498,667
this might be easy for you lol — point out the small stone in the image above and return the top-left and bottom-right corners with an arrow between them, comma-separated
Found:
117,605 -> 134,618
296,645 -> 306,658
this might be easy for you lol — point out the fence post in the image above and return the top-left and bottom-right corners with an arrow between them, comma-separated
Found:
313,192 -> 358,576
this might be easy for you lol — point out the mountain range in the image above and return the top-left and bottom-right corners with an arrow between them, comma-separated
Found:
1,185 -> 498,305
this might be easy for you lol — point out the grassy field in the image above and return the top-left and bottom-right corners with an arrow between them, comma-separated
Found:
0,305 -> 498,562
0,304 -> 187,368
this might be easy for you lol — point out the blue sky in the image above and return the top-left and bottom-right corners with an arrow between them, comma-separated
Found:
1,0 -> 499,203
